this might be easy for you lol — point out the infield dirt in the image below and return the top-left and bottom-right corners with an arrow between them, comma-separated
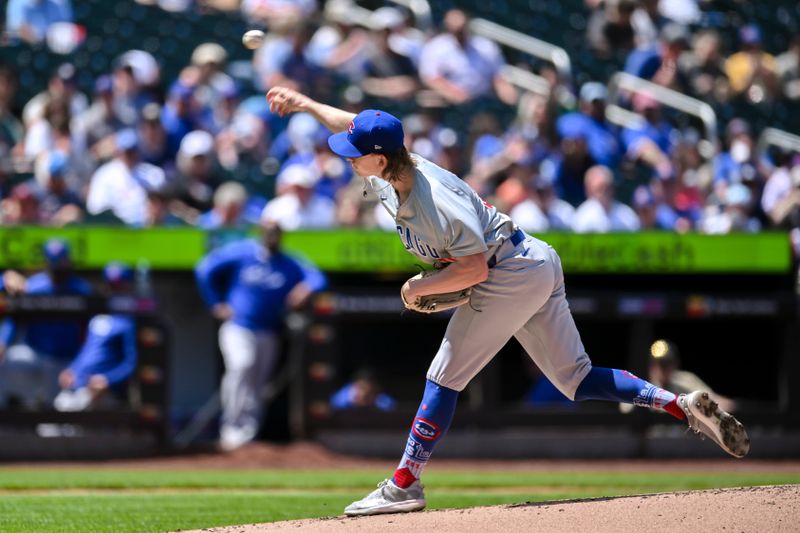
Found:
186,484 -> 798,533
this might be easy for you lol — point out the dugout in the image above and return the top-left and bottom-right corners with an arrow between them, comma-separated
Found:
0,227 -> 798,459
0,293 -> 170,460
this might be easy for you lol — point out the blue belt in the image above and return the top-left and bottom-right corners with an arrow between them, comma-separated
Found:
487,228 -> 526,268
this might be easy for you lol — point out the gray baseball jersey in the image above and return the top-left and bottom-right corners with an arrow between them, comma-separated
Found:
368,155 -> 592,398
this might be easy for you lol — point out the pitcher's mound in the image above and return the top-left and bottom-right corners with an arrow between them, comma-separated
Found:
192,484 -> 799,532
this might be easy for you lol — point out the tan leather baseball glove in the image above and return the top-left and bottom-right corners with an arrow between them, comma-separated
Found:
400,270 -> 472,314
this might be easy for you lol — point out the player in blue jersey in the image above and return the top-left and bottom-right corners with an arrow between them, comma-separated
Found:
54,262 -> 138,411
195,221 -> 326,450
267,86 -> 750,516
0,239 -> 92,408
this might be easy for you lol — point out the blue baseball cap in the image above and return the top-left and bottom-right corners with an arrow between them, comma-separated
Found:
103,262 -> 134,285
327,109 -> 404,158
43,238 -> 71,267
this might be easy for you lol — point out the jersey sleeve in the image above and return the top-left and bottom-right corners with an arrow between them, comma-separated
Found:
444,211 -> 488,257
194,242 -> 245,307
101,318 -> 138,386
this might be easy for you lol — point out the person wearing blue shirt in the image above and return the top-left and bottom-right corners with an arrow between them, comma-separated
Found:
0,239 -> 92,408
6,0 -> 73,45
54,262 -> 138,411
330,369 -> 397,412
556,82 -> 622,171
195,221 -> 326,450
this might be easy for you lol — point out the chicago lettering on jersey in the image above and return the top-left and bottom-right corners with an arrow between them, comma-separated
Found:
396,225 -> 441,259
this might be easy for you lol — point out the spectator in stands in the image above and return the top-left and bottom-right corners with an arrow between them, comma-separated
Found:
143,190 -> 187,227
700,182 -> 761,234
330,368 -> 396,412
777,34 -> 800,101
109,57 -> 154,129
586,0 -> 637,59
712,119 -> 772,201
557,82 -> 621,170
308,2 -> 371,85
216,110 -> 271,194
631,182 -> 680,230
646,339 -> 736,413
22,63 -> 87,131
0,239 -> 92,409
630,0 -> 669,48
0,182 -> 42,224
359,7 -> 421,102
174,129 -> 220,214
679,29 -> 730,104
573,165 -> 640,232
86,128 -> 168,226
31,150 -> 83,226
195,220 -> 326,450
261,164 -> 336,229
53,262 -> 138,411
760,150 -> 800,229
621,90 -> 675,179
72,75 -> 124,163
5,0 -> 73,45
22,96 -> 78,164
725,24 -> 779,104
189,43 -> 234,124
258,23 -> 330,98
418,9 -> 517,106
241,0 -> 316,32
668,147 -> 705,230
197,181 -> 249,230
0,65 -> 23,172
161,78 -> 201,156
624,22 -> 690,93
137,103 -> 175,173
511,172 -> 575,232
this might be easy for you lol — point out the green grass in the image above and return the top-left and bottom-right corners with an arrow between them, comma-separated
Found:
0,468 -> 797,533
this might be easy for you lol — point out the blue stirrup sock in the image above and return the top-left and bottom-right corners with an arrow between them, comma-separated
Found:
574,367 -> 685,420
393,379 -> 458,488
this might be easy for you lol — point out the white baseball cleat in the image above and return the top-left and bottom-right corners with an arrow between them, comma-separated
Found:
344,479 -> 426,516
678,390 -> 750,458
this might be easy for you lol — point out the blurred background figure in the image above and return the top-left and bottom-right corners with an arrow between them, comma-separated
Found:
197,181 -> 249,230
54,262 -> 138,412
0,270 -> 27,295
194,221 -> 326,451
520,364 -> 573,409
261,164 -> 335,230
5,0 -> 74,46
725,24 -> 778,104
330,368 -> 396,412
572,165 -> 640,232
0,238 -> 92,409
86,128 -> 168,226
418,9 -> 517,106
359,7 -> 421,103
174,129 -> 220,214
510,173 -> 575,233
646,339 -> 736,413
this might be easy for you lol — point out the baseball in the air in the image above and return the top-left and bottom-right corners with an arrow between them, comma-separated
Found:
242,29 -> 265,50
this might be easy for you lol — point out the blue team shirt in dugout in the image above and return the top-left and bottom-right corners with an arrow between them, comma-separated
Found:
68,314 -> 137,394
195,239 -> 326,333
0,272 -> 92,360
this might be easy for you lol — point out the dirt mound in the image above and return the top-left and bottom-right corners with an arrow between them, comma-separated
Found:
186,484 -> 799,533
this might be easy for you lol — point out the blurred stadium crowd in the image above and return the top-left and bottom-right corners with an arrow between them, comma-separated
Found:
0,0 -> 799,235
